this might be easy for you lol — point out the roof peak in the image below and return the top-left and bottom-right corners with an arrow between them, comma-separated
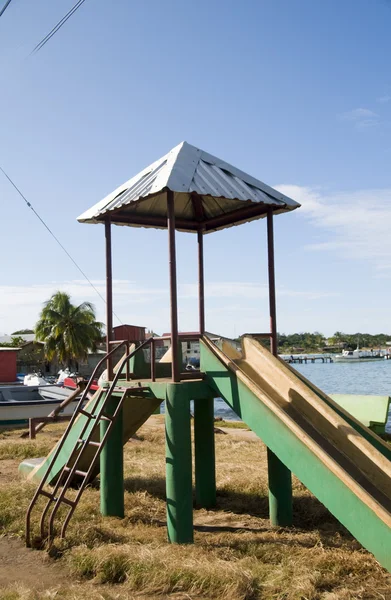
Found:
77,141 -> 300,233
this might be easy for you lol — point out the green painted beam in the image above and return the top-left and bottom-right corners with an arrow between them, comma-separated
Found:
194,398 -> 216,508
165,383 -> 193,543
267,448 -> 292,526
100,395 -> 124,518
148,379 -> 216,401
200,340 -> 391,573
329,394 -> 390,435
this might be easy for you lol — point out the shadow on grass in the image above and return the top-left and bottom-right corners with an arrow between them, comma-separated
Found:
120,475 -> 351,542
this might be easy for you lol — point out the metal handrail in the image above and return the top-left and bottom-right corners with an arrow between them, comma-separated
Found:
26,333 -> 206,545
47,337 -> 152,542
26,339 -> 132,546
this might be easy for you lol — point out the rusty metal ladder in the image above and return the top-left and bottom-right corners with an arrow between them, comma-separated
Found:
25,339 -> 151,548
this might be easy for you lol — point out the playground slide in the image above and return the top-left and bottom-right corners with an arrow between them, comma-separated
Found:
21,389 -> 161,485
201,335 -> 391,571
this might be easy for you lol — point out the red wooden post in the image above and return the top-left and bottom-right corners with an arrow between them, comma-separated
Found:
267,209 -> 277,356
105,218 -> 114,380
167,190 -> 180,382
198,227 -> 205,335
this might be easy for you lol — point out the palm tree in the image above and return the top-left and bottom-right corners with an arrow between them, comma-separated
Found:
35,291 -> 104,368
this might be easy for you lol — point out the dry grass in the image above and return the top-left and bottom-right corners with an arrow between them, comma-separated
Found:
1,416 -> 391,599
214,419 -> 249,429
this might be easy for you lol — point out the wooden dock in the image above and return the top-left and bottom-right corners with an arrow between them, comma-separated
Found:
282,355 -> 333,364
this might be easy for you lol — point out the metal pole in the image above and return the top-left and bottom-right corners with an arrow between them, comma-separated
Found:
267,209 -> 277,356
198,227 -> 205,335
165,383 -> 193,543
150,338 -> 156,382
167,190 -> 180,382
105,218 -> 114,381
125,342 -> 130,382
266,208 -> 292,526
194,398 -> 216,508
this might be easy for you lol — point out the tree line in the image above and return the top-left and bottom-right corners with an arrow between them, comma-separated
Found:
277,331 -> 391,352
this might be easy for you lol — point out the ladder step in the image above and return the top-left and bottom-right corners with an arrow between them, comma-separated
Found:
100,414 -> 113,422
61,497 -> 76,508
63,466 -> 89,478
40,489 -> 74,507
88,440 -> 101,448
78,438 -> 100,448
40,489 -> 53,500
75,469 -> 88,478
78,408 -> 94,418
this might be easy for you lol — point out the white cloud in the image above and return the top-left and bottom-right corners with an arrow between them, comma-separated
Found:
0,279 -> 338,336
276,184 -> 391,273
339,107 -> 379,129
341,108 -> 378,120
377,95 -> 391,104
180,282 -> 337,301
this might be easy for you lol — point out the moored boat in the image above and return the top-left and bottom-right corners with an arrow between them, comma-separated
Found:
0,384 -> 81,430
333,347 -> 385,363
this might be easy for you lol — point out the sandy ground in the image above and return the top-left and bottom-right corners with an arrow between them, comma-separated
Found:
0,537 -> 67,589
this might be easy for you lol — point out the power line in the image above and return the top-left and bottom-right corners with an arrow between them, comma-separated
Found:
0,0 -> 13,18
0,165 -> 123,325
31,0 -> 87,55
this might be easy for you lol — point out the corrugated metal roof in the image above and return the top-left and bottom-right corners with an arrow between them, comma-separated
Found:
77,142 -> 300,233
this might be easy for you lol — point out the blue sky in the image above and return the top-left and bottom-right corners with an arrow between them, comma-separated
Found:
0,0 -> 391,338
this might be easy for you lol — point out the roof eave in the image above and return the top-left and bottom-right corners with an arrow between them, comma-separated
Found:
77,193 -> 299,232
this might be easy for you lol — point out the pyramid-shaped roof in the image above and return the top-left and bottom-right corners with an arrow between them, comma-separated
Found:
77,142 -> 300,233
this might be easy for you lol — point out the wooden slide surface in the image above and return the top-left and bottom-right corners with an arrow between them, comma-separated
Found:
201,335 -> 391,572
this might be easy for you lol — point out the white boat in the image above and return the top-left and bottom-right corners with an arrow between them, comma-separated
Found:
334,347 -> 384,363
0,384 -> 81,430
23,373 -> 49,386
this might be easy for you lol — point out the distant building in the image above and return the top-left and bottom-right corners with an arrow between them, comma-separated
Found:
0,348 -> 20,382
110,324 -> 146,343
161,331 -> 241,365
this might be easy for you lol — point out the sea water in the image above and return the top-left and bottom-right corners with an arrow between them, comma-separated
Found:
212,359 -> 391,431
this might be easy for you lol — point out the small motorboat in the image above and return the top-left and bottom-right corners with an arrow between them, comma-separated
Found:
334,347 -> 385,363
0,383 -> 82,430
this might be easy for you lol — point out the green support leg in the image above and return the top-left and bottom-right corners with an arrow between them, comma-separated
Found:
165,383 -> 194,543
267,447 -> 292,526
100,394 -> 124,518
194,398 -> 216,508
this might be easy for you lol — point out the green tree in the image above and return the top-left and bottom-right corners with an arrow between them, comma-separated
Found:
35,291 -> 103,368
11,329 -> 34,335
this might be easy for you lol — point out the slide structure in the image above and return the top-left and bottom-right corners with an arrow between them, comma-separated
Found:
20,388 -> 161,484
200,335 -> 391,572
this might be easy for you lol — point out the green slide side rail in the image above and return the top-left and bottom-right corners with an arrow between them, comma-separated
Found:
200,339 -> 391,572
329,394 -> 390,435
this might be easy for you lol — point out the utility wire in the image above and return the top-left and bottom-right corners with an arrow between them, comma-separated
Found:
0,165 -> 123,325
31,0 -> 87,55
0,0 -> 13,18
